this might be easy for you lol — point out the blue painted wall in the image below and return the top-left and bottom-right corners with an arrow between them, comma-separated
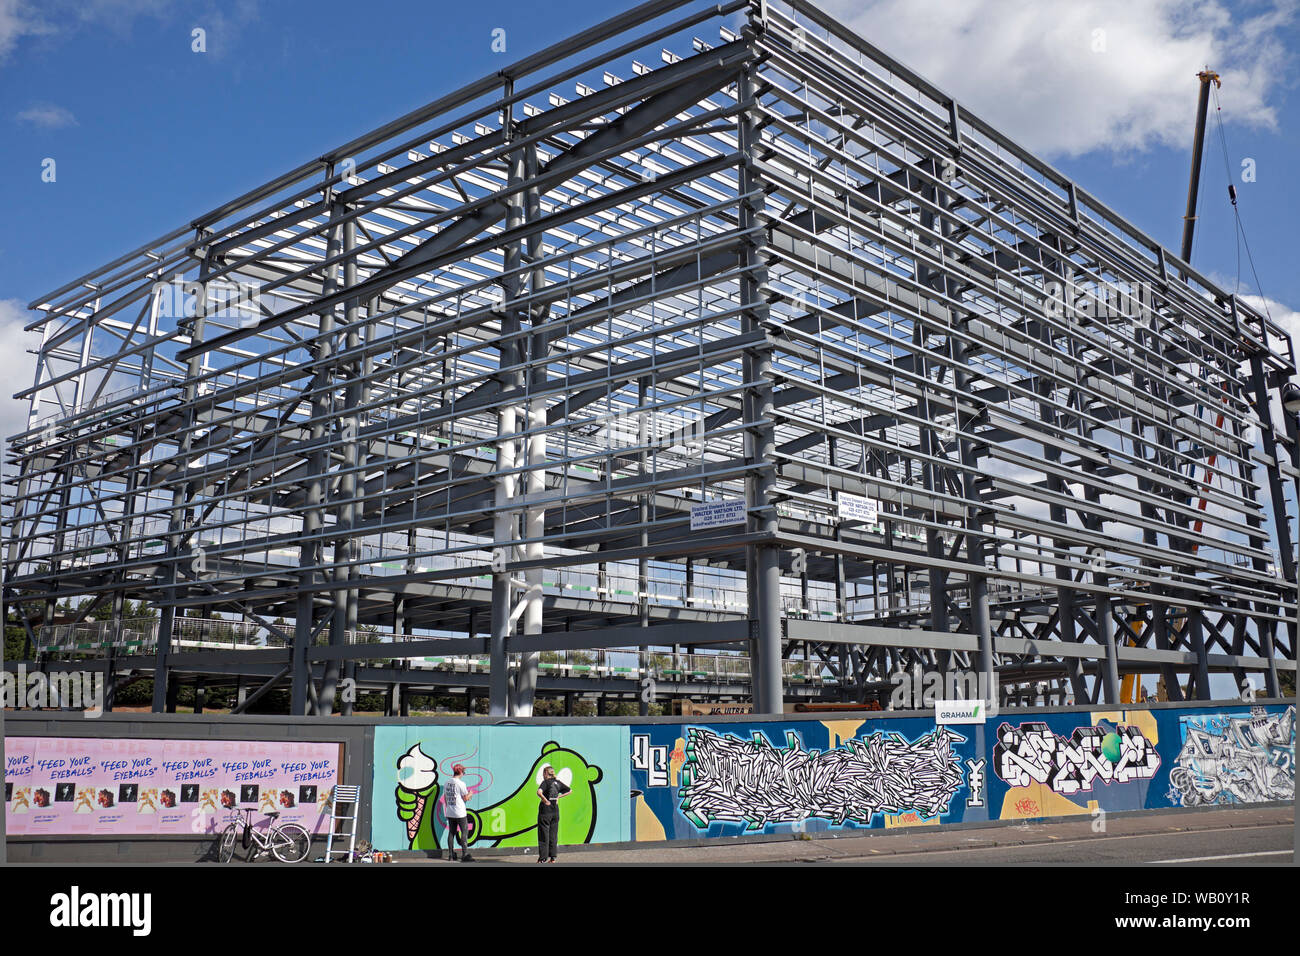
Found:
626,703 -> 1294,842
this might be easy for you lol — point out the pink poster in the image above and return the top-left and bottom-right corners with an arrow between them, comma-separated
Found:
5,737 -> 342,836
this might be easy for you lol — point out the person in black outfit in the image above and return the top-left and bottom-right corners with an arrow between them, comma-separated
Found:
535,766 -> 570,863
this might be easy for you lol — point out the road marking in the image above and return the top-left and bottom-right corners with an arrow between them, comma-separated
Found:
1150,850 -> 1293,864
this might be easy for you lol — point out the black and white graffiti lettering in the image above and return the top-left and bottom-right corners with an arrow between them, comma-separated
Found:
965,758 -> 986,808
631,734 -> 669,787
679,726 -> 966,829
1168,707 -> 1294,807
993,722 -> 1160,796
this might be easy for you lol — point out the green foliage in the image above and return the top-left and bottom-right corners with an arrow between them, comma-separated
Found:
4,625 -> 31,662
600,699 -> 666,717
129,601 -> 158,619
539,650 -> 598,665
531,696 -> 597,717
113,678 -> 155,707
355,624 -> 383,643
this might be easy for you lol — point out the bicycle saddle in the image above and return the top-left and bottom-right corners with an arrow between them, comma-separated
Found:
265,810 -> 280,818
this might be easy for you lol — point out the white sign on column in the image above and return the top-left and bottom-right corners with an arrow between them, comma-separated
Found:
690,499 -> 747,531
837,493 -> 878,526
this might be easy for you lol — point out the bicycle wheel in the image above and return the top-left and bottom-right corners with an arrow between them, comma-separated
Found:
270,823 -> 312,863
218,824 -> 238,864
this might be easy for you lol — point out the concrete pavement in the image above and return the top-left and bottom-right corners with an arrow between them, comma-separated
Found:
395,806 -> 1294,865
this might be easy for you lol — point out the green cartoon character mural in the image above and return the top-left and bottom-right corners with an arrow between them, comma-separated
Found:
394,741 -> 604,851
472,741 -> 604,847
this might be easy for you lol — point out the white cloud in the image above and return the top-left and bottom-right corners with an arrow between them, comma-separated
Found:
0,0 -> 177,63
819,0 -> 1295,157
0,0 -> 53,61
0,298 -> 40,445
15,102 -> 76,128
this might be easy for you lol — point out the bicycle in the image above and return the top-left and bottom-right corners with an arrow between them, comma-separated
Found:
218,807 -> 312,863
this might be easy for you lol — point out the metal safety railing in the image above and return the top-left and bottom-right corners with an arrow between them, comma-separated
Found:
33,618 -> 832,685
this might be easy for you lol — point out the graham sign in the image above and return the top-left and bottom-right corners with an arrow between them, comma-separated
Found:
935,700 -> 988,725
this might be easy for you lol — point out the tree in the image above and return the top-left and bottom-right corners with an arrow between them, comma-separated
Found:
355,624 -> 383,643
4,624 -> 29,662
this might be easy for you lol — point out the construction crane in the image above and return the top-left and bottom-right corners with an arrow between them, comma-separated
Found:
1123,68 -> 1223,705
1181,69 -> 1222,263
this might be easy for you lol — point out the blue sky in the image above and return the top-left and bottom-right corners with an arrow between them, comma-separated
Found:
1,0 -> 1296,330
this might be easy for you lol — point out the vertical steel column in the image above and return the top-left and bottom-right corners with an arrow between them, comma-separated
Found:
110,291 -> 152,650
738,52 -> 782,715
153,250 -> 210,712
954,320 -> 995,706
1151,601 -> 1183,701
110,334 -> 151,651
1245,346 -> 1291,698
930,160 -> 994,695
638,375 -> 652,718
1127,305 -> 1181,701
826,435 -> 853,698
321,207 -> 361,716
292,192 -> 343,715
1033,251 -> 1092,705
1185,605 -> 1212,698
916,179 -> 950,666
340,297 -> 372,719
1095,570 -> 1122,703
515,142 -> 548,717
490,80 -> 523,716
1080,450 -> 1122,703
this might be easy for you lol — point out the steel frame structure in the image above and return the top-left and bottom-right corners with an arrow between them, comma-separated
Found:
5,0 -> 1296,717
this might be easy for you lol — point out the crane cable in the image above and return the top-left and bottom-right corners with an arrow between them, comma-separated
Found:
1210,83 -> 1273,320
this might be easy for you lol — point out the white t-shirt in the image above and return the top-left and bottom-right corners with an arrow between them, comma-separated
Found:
443,777 -> 469,818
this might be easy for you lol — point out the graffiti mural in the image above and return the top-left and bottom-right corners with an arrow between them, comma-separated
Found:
1168,706 -> 1295,807
679,726 -> 966,829
993,721 -> 1161,795
629,717 -> 985,840
373,725 -> 629,852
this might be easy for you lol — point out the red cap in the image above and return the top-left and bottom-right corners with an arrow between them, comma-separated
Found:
452,764 -> 465,775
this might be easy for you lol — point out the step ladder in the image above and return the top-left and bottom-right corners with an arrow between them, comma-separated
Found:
324,785 -> 361,863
